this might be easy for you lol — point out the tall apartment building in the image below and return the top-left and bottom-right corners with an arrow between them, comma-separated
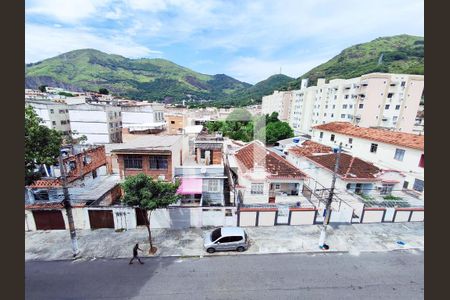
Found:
68,103 -> 122,144
25,99 -> 72,136
261,90 -> 293,121
262,73 -> 424,135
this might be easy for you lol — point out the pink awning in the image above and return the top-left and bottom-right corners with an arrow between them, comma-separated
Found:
176,178 -> 203,195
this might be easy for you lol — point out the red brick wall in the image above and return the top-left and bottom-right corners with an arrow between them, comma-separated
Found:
117,153 -> 173,181
65,146 -> 107,183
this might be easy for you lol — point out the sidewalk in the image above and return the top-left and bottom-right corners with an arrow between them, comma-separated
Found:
25,222 -> 424,261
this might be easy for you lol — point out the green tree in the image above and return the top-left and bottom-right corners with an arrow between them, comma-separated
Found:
121,174 -> 180,254
25,106 -> 63,185
98,88 -> 109,95
205,120 -> 225,133
257,121 -> 294,145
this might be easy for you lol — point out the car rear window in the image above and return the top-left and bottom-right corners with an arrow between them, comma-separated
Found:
211,228 -> 221,241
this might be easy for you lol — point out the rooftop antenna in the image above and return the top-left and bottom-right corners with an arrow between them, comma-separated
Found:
279,66 -> 282,74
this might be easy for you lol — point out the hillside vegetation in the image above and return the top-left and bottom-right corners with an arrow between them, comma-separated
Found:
25,49 -> 251,101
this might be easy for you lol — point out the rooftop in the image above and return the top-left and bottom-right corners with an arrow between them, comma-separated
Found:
313,122 -> 424,150
306,153 -> 382,180
234,141 -> 306,179
109,135 -> 182,154
288,140 -> 332,157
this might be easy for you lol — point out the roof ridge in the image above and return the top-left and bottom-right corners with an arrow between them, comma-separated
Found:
343,155 -> 356,178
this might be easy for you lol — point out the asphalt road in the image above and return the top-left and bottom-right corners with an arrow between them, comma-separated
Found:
26,251 -> 424,300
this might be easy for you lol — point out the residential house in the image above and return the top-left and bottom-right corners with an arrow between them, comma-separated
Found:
261,90 -> 293,121
109,135 -> 187,181
311,122 -> 424,196
174,132 -> 228,207
228,140 -> 307,205
120,102 -> 166,133
25,145 -> 122,231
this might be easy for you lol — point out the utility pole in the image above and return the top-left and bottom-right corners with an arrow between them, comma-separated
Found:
319,142 -> 342,250
58,154 -> 80,257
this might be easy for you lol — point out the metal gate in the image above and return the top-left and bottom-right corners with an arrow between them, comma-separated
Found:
276,205 -> 290,225
88,210 -> 114,229
33,210 -> 66,230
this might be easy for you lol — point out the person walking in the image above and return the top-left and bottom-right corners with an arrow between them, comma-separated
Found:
129,243 -> 144,265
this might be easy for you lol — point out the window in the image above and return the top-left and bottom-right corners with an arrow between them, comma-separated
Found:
393,116 -> 398,121
124,155 -> 142,169
394,149 -> 405,161
387,93 -> 394,98
149,156 -> 168,170
331,114 -> 334,118
200,149 -> 206,159
348,138 -> 353,144
324,113 -> 327,117
413,179 -> 424,192
92,169 -> 97,179
59,109 -> 65,114
61,120 -> 67,125
342,104 -> 347,109
33,190 -> 49,201
171,121 -> 175,124
341,114 -> 345,118
251,183 -> 264,195
370,143 -> 378,153
359,104 -> 364,109
330,134 -> 335,141
52,121 -> 56,125
66,109 -> 69,113
67,120 -> 70,123
344,95 -> 349,99
206,179 -> 220,192
229,236 -> 243,242
211,228 -> 221,241
403,181 -> 409,189
225,209 -> 233,216
114,112 -> 117,117
319,132 -> 323,139
401,81 -> 406,87
385,104 -> 390,109
419,154 -> 424,168
395,105 -> 400,110
380,184 -> 394,195
275,184 -> 280,189
50,109 -> 54,114
332,105 -> 335,109
349,104 -> 353,109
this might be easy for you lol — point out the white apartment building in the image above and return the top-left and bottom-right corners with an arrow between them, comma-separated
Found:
68,103 -> 122,144
261,90 -> 293,121
262,73 -> 424,135
25,100 -> 72,136
120,102 -> 165,131
311,122 -> 424,196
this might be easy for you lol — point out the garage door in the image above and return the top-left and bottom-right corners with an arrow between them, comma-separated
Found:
88,210 -> 114,229
135,208 -> 148,226
33,210 -> 66,230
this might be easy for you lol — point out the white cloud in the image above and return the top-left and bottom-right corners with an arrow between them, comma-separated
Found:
25,24 -> 162,62
25,0 -> 108,23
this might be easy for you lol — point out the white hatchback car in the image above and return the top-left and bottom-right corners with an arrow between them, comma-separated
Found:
203,227 -> 249,253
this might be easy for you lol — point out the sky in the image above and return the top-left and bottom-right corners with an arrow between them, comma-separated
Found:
25,0 -> 424,84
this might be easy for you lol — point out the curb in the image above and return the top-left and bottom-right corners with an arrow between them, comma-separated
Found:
25,246 -> 423,262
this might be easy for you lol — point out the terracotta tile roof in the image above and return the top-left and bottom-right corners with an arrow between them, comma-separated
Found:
306,153 -> 382,180
288,141 -> 332,157
234,141 -> 306,179
313,122 -> 424,150
25,202 -> 64,209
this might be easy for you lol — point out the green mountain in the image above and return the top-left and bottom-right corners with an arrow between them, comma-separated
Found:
285,34 -> 424,89
25,49 -> 251,101
215,74 -> 295,107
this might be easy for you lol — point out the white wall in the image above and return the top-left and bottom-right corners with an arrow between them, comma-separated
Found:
25,210 -> 36,231
362,209 -> 385,223
239,211 -> 257,227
